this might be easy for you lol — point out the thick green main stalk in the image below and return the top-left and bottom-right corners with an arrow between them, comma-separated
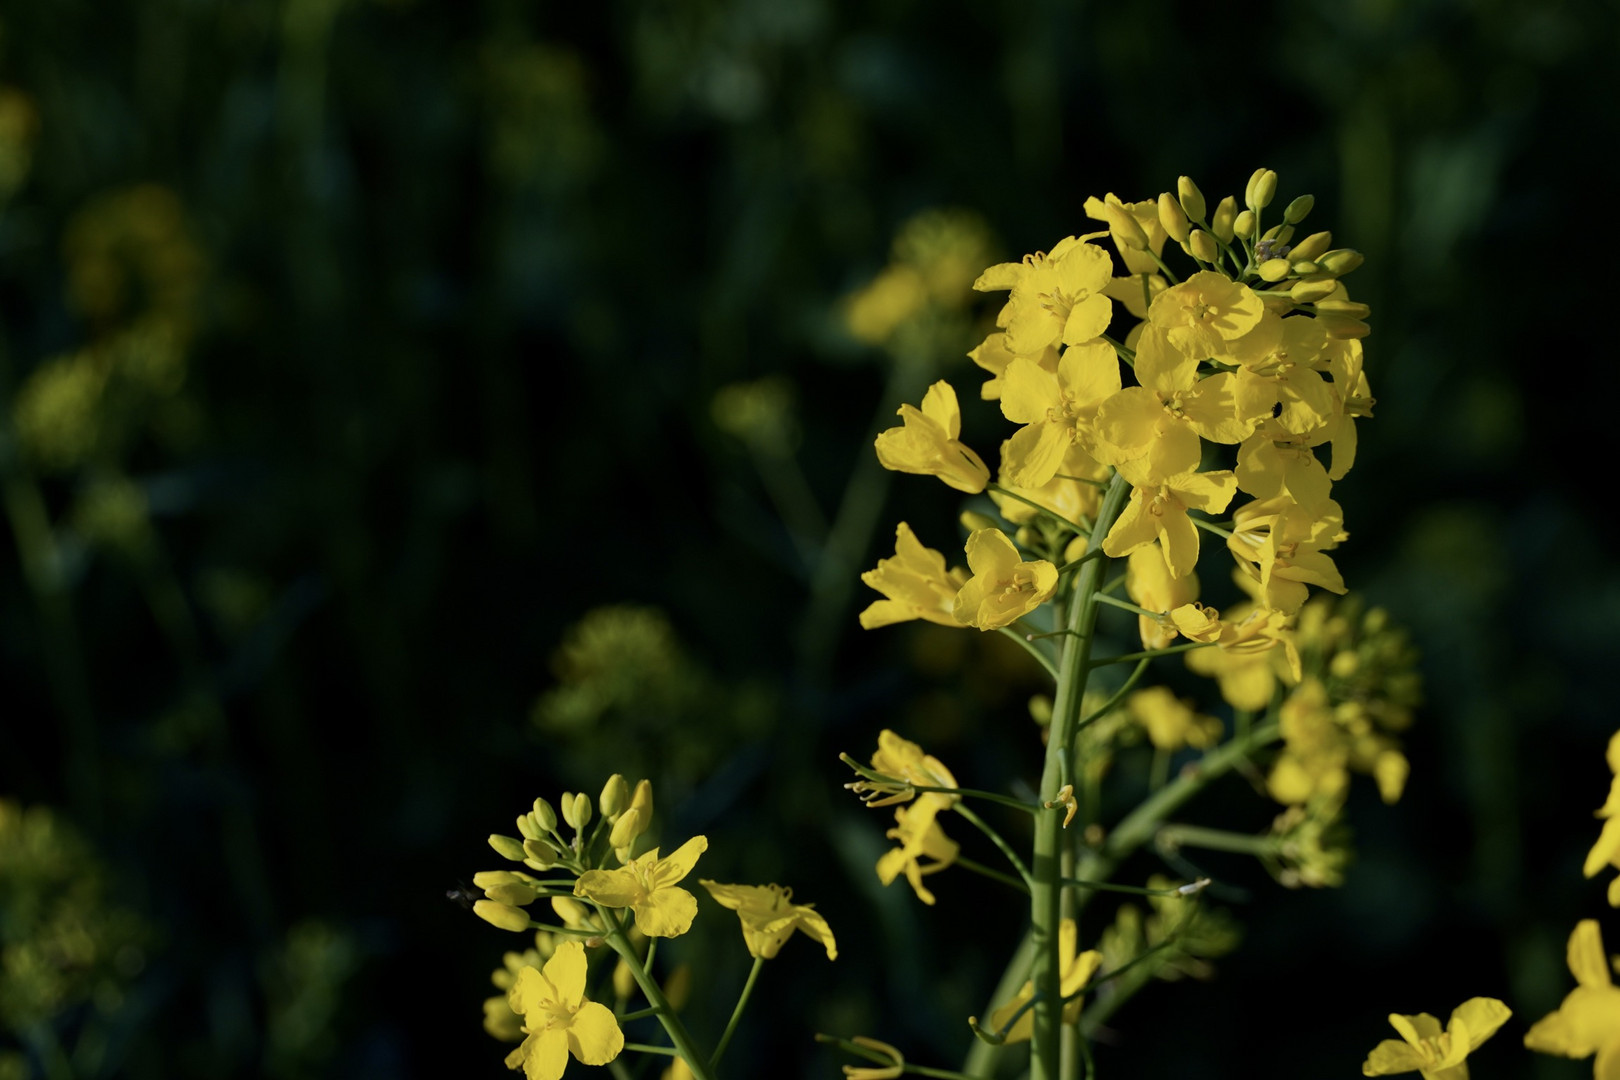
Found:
1029,472 -> 1130,1080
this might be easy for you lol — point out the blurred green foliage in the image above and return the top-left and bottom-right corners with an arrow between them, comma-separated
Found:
0,0 -> 1613,1076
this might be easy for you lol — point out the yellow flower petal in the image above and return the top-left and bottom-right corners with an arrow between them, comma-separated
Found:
1363,1038 -> 1425,1075
567,1000 -> 625,1066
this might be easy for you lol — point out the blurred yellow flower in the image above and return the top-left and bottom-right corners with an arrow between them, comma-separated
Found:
1362,997 -> 1510,1080
1524,920 -> 1620,1077
985,918 -> 1103,1042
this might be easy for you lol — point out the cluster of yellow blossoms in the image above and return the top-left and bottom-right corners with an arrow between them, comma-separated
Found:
864,170 -> 1368,666
468,776 -> 835,1080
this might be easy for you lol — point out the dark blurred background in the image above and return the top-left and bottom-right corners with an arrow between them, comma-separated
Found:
1,0 -> 1615,1076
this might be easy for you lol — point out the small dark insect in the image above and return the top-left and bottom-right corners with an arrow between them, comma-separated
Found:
446,882 -> 480,910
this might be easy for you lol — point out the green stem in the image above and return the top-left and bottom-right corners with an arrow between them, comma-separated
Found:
1092,641 -> 1213,666
625,1043 -> 680,1056
955,854 -> 1030,894
961,931 -> 1037,1077
1144,249 -> 1181,285
956,804 -> 1033,883
1190,517 -> 1232,539
1150,747 -> 1170,791
1029,471 -> 1130,1080
1093,593 -> 1158,618
996,625 -> 1058,680
1157,823 -> 1274,855
1076,659 -> 1149,732
599,909 -> 715,1080
1058,877 -> 1205,898
1053,548 -> 1107,576
710,955 -> 764,1069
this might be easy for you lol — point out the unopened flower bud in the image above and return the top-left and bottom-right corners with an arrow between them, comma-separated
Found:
531,798 -> 557,832
1290,277 -> 1338,304
486,883 -> 540,907
1188,229 -> 1219,264
1258,258 -> 1292,282
600,774 -> 629,821
1177,176 -> 1206,222
959,511 -> 997,533
1014,525 -> 1038,550
474,899 -> 532,933
489,833 -> 528,862
1211,196 -> 1238,242
473,870 -> 530,890
1288,231 -> 1332,263
1233,210 -> 1256,239
1317,248 -> 1364,276
609,807 -> 643,850
523,837 -> 558,865
517,812 -> 543,841
1261,224 -> 1295,247
1245,168 -> 1278,211
1157,192 -> 1189,243
629,778 -> 653,821
1322,316 -> 1371,340
1283,194 -> 1314,224
561,792 -> 592,831
1028,695 -> 1053,726
1315,298 -> 1371,319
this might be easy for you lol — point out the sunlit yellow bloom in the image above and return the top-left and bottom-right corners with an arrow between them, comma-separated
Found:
1148,270 -> 1264,357
1126,544 -> 1199,650
859,523 -> 965,630
1227,495 -> 1347,614
1235,419 -> 1333,507
874,380 -> 990,493
997,339 -> 1122,487
974,236 -> 1115,354
574,837 -> 707,938
986,918 -> 1103,1042
1524,920 -> 1620,1075
967,331 -> 1059,401
699,881 -> 837,960
503,942 -> 624,1080
1362,997 -> 1510,1080
952,528 -> 1058,630
1101,464 -> 1238,579
1096,327 -> 1250,483
1126,686 -> 1222,751
875,800 -> 958,905
1223,312 -> 1336,433
1084,193 -> 1168,275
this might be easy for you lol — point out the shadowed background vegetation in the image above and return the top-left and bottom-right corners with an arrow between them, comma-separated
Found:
0,0 -> 1613,1076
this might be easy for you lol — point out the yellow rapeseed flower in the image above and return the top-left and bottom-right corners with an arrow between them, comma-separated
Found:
859,523 -> 965,630
698,881 -> 837,960
1126,687 -> 1222,751
1125,544 -> 1199,650
874,380 -> 990,493
1148,270 -> 1264,358
1524,920 -> 1620,1076
1101,464 -> 1238,579
996,339 -> 1122,488
1362,997 -> 1510,1080
875,801 -> 958,906
503,941 -> 624,1080
574,837 -> 708,938
974,236 -> 1115,355
951,528 -> 1058,630
1095,327 -> 1250,483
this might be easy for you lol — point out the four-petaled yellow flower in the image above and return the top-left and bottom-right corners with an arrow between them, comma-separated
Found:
503,941 -> 624,1080
859,523 -> 964,630
1525,920 -> 1620,1077
997,339 -> 1122,488
985,918 -> 1104,1043
874,380 -> 990,493
1101,464 -> 1238,579
1362,997 -> 1511,1080
699,881 -> 838,960
574,837 -> 708,938
973,235 -> 1114,355
869,729 -> 959,806
1148,269 -> 1264,358
952,528 -> 1058,630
